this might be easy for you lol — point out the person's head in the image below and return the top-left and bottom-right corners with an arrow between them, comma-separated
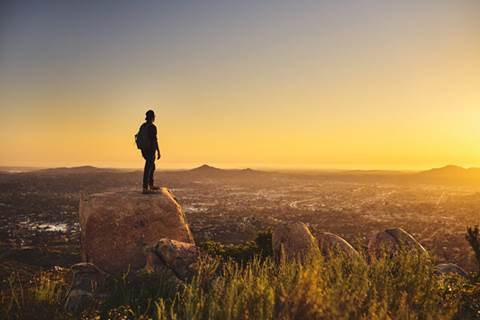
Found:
145,110 -> 155,122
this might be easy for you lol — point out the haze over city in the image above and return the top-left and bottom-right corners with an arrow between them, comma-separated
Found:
1,0 -> 479,170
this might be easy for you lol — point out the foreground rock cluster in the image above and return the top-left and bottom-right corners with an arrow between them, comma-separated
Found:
65,188 -> 468,314
272,222 -> 430,263
79,188 -> 194,274
67,188 -> 197,313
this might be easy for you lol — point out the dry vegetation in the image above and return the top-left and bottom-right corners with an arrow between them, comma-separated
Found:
1,167 -> 480,318
2,243 -> 480,319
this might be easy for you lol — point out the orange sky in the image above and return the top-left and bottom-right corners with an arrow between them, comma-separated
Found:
0,1 -> 479,170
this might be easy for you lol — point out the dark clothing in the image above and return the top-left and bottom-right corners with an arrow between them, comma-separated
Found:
140,121 -> 159,188
139,122 -> 159,152
142,149 -> 156,188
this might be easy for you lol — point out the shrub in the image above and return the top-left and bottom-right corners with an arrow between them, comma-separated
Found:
466,225 -> 480,277
200,230 -> 272,263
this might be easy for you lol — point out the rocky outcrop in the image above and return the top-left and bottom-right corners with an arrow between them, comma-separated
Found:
317,232 -> 359,258
272,222 -> 317,262
368,228 -> 427,259
145,239 -> 201,281
79,188 -> 194,274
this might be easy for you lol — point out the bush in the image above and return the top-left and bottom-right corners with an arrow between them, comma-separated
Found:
200,230 -> 272,263
466,225 -> 480,277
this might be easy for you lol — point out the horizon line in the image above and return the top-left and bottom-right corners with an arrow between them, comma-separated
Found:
0,163 -> 474,173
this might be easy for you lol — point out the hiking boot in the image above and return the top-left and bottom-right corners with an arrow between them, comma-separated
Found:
142,188 -> 155,194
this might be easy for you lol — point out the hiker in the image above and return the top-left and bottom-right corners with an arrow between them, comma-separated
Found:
135,110 -> 161,194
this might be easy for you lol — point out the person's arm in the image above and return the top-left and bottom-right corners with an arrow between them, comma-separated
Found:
153,125 -> 161,159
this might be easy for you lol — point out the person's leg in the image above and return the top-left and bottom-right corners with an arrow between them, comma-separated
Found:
149,158 -> 156,187
142,151 -> 151,190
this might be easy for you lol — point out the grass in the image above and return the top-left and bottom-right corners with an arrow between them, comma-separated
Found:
1,228 -> 480,319
1,269 -> 70,320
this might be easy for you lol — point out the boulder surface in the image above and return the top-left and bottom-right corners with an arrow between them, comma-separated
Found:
368,227 -> 427,259
317,232 -> 359,258
146,238 -> 201,281
79,188 -> 194,274
272,222 -> 317,262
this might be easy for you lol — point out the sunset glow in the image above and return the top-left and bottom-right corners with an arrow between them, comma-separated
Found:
1,1 -> 479,170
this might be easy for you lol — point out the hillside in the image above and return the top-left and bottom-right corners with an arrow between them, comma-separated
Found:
175,164 -> 269,179
416,165 -> 480,183
32,166 -> 116,175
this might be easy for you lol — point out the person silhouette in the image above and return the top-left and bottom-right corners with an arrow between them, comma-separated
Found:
136,110 -> 161,194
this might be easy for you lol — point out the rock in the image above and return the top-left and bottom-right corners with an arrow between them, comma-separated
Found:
317,232 -> 359,258
65,289 -> 94,315
144,248 -> 183,286
147,238 -> 201,281
64,263 -> 107,315
79,188 -> 194,274
272,222 -> 317,262
435,263 -> 468,277
144,247 -> 169,274
368,227 -> 428,259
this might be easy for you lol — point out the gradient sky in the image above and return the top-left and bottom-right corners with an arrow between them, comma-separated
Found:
1,0 -> 479,169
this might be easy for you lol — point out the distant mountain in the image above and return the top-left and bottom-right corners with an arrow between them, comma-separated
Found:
33,166 -> 116,175
0,166 -> 42,173
416,165 -> 480,181
340,169 -> 408,176
419,165 -> 467,176
295,165 -> 480,186
178,164 -> 267,178
11,164 -> 265,178
15,163 -> 480,184
189,164 -> 224,174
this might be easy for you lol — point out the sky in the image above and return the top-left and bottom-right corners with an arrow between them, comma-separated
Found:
0,0 -> 479,170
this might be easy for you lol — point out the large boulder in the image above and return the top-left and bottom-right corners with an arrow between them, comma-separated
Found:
368,227 -> 427,259
272,222 -> 317,262
79,188 -> 194,274
145,239 -> 201,281
317,232 -> 359,258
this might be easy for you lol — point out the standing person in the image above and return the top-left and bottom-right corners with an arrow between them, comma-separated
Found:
135,110 -> 161,194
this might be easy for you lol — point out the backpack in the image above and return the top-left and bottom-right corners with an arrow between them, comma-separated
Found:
135,124 -> 148,150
